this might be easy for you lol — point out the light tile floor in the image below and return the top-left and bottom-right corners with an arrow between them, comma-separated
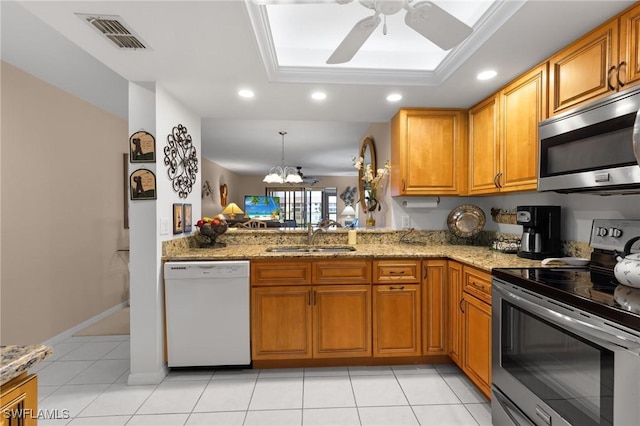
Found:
34,335 -> 491,426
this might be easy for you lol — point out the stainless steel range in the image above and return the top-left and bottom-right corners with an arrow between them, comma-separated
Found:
491,219 -> 640,426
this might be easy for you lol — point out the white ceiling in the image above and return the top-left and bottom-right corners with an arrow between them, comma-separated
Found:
5,0 -> 637,177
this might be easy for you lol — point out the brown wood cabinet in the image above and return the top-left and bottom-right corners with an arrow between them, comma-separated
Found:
422,259 -> 447,355
461,265 -> 492,399
0,373 -> 38,426
447,261 -> 464,367
251,285 -> 313,359
468,65 -> 547,195
373,283 -> 421,357
462,291 -> 492,399
313,285 -> 371,358
251,259 -> 372,360
447,262 -> 492,399
372,259 -> 421,357
390,109 -> 467,196
548,3 -> 640,115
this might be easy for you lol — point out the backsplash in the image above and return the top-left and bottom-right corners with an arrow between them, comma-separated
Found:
163,228 -> 591,259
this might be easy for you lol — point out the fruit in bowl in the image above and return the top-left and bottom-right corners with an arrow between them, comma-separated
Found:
196,215 -> 228,247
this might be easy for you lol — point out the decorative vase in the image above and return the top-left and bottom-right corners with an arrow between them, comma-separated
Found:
366,211 -> 376,228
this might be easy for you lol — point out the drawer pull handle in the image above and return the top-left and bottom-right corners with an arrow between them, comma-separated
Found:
459,299 -> 465,313
469,281 -> 485,291
389,270 -> 406,275
390,286 -> 405,290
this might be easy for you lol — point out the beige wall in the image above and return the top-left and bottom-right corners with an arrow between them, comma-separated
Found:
1,62 -> 129,344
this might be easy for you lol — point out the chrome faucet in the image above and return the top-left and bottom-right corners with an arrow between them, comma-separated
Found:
307,223 -> 326,245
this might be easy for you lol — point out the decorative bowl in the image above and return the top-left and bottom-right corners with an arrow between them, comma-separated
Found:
198,222 -> 228,248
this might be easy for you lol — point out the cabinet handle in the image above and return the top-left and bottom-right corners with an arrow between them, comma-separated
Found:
307,290 -> 311,306
469,281 -> 486,291
608,65 -> 616,91
459,298 -> 465,313
390,286 -> 405,290
423,264 -> 428,280
493,173 -> 503,188
617,61 -> 627,88
402,179 -> 406,192
389,270 -> 406,275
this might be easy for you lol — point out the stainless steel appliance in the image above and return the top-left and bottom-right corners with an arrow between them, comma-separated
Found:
492,219 -> 640,426
538,85 -> 640,195
516,205 -> 561,260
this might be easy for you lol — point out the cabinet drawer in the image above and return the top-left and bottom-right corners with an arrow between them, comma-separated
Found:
463,266 -> 492,304
251,260 -> 312,286
313,260 -> 371,285
373,260 -> 421,283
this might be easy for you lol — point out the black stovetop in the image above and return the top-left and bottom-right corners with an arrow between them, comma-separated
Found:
492,267 -> 640,333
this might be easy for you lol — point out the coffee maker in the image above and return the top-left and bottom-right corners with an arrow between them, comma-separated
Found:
516,205 -> 562,260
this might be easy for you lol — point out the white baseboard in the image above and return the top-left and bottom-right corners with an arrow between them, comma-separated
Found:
127,365 -> 168,385
43,301 -> 129,347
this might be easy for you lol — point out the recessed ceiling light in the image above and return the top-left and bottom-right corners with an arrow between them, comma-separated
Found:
238,89 -> 255,98
311,91 -> 327,101
386,93 -> 402,102
477,70 -> 497,80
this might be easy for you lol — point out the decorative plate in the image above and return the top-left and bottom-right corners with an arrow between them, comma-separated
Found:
447,204 -> 486,238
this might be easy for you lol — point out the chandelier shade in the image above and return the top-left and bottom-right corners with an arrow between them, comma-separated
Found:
263,131 -> 303,184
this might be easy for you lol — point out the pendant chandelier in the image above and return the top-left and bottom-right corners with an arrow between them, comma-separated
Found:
263,131 -> 303,184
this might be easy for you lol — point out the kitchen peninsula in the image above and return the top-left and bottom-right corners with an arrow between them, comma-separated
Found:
163,228 -> 588,399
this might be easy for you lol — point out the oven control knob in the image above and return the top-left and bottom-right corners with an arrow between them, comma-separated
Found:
596,227 -> 608,237
609,228 -> 623,238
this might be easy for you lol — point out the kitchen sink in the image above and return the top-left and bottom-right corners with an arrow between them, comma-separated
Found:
265,245 -> 356,253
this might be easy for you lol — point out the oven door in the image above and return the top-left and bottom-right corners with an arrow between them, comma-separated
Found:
492,279 -> 640,426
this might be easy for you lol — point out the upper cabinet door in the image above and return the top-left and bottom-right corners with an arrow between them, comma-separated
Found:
391,109 -> 467,196
619,3 -> 640,88
467,95 -> 499,195
500,64 -> 547,192
548,20 -> 619,115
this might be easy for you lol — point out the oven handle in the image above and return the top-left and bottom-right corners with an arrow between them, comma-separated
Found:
494,282 -> 640,350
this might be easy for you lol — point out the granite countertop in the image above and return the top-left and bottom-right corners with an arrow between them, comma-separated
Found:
164,243 -> 544,272
1,344 -> 52,385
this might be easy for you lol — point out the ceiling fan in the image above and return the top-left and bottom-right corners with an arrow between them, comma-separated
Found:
327,0 -> 474,64
296,166 -> 320,185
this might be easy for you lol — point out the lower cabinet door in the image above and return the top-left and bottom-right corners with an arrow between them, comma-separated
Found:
251,286 -> 312,360
373,284 -> 422,357
313,285 -> 372,358
448,261 -> 464,367
462,292 -> 492,398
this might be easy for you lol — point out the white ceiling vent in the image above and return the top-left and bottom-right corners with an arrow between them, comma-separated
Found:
76,13 -> 149,50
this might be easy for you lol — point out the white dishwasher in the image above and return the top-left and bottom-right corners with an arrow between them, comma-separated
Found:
164,260 -> 250,367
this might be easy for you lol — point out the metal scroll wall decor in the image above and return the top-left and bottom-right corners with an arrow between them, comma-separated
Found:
164,124 -> 198,198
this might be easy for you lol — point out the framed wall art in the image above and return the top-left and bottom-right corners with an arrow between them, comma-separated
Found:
129,130 -> 156,163
129,169 -> 156,200
173,203 -> 183,234
183,204 -> 192,232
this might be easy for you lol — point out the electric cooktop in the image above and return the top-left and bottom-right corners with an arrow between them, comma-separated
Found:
493,219 -> 640,333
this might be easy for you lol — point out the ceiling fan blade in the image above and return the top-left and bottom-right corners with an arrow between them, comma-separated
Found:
405,1 -> 473,51
326,14 -> 381,64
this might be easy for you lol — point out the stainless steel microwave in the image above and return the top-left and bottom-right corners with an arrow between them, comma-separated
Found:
538,86 -> 640,195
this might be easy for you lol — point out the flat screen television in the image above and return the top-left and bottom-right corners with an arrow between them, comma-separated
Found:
244,195 -> 281,221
